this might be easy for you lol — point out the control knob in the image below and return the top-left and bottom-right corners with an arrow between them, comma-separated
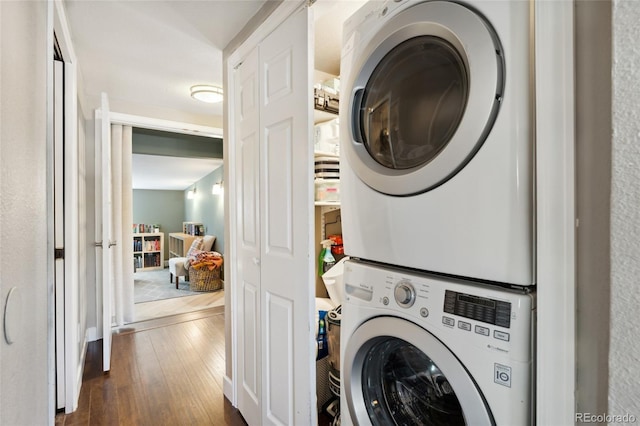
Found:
394,281 -> 416,308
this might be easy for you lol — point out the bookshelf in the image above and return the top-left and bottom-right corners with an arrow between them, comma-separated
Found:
168,233 -> 198,258
182,221 -> 204,236
133,233 -> 164,271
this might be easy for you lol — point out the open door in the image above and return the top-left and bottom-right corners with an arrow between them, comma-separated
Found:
96,92 -> 114,371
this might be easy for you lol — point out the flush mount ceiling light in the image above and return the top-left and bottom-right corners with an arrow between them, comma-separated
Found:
190,85 -> 223,103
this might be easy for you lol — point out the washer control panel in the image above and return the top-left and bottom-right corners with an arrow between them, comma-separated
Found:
343,260 -> 534,361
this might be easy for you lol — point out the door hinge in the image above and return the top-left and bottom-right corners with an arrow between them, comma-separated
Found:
55,248 -> 65,260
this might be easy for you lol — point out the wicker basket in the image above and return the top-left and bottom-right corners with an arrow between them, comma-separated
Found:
187,264 -> 223,292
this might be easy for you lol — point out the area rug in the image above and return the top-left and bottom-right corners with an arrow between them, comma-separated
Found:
134,268 -> 204,304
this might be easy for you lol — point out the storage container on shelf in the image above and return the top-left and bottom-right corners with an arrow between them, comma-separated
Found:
315,179 -> 340,203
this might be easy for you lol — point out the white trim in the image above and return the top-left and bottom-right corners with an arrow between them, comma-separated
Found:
535,1 -> 576,424
226,0 -> 304,71
223,375 -> 234,403
51,0 -> 84,417
63,60 -> 80,414
86,327 -> 97,343
47,3 -> 56,424
224,30 -> 239,408
108,111 -> 222,138
223,55 -> 237,405
53,0 -> 77,63
94,108 -> 104,341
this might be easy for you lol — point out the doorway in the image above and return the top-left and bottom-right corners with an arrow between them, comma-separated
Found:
101,114 -> 225,326
131,127 -> 225,322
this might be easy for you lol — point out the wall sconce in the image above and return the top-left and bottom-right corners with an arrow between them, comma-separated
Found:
212,181 -> 224,195
187,186 -> 197,199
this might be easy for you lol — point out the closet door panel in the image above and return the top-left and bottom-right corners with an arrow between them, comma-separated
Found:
242,281 -> 259,401
265,293 -> 294,425
264,48 -> 293,103
264,119 -> 293,254
235,46 -> 262,426
241,132 -> 259,246
259,5 -> 315,426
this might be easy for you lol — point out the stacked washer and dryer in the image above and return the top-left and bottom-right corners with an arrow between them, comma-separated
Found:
338,1 -> 537,425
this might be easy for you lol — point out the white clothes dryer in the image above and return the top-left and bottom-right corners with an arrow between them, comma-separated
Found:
340,260 -> 535,425
339,0 -> 535,286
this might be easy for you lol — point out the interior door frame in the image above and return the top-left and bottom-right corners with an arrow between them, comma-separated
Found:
224,0 -> 306,407
50,0 -> 82,414
93,111 -> 222,339
534,0 -> 576,423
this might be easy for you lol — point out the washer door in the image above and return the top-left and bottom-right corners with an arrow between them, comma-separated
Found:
345,1 -> 503,195
343,317 -> 494,425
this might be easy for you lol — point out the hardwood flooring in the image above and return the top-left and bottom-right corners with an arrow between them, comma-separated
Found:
55,308 -> 246,426
134,290 -> 225,323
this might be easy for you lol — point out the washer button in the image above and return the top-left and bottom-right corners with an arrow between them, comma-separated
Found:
382,296 -> 389,306
494,330 -> 510,342
420,308 -> 429,318
458,321 -> 471,331
442,316 -> 455,327
475,325 -> 490,336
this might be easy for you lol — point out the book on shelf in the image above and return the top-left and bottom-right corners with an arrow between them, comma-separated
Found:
133,223 -> 161,234
182,222 -> 204,236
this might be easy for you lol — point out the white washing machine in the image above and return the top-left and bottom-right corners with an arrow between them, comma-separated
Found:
340,260 -> 535,425
339,0 -> 535,286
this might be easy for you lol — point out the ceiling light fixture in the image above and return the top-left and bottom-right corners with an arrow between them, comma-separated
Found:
190,85 -> 223,103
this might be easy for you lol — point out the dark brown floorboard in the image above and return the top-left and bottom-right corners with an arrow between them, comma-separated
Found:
56,308 -> 246,426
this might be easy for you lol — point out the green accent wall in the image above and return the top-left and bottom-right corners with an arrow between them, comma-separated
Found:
132,128 -> 222,158
185,166 -> 225,253
133,189 -> 185,261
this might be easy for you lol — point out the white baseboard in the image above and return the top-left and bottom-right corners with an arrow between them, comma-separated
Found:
223,375 -> 234,404
86,326 -> 97,342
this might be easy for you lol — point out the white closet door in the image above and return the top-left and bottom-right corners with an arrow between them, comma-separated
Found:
236,46 -> 262,426
259,6 -> 315,426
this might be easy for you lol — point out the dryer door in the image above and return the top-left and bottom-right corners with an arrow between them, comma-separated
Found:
343,317 -> 494,426
344,1 -> 503,196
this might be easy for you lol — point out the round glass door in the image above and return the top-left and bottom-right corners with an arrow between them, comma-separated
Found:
362,337 -> 465,425
343,317 -> 494,425
360,36 -> 469,171
344,1 -> 503,196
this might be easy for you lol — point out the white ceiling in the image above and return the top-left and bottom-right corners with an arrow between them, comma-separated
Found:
63,0 -> 364,190
64,0 -> 267,126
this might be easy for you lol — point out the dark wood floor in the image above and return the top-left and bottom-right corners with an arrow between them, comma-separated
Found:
55,307 -> 247,426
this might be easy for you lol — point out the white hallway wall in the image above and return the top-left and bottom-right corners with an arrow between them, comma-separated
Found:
0,1 -> 50,424
610,0 -> 640,418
